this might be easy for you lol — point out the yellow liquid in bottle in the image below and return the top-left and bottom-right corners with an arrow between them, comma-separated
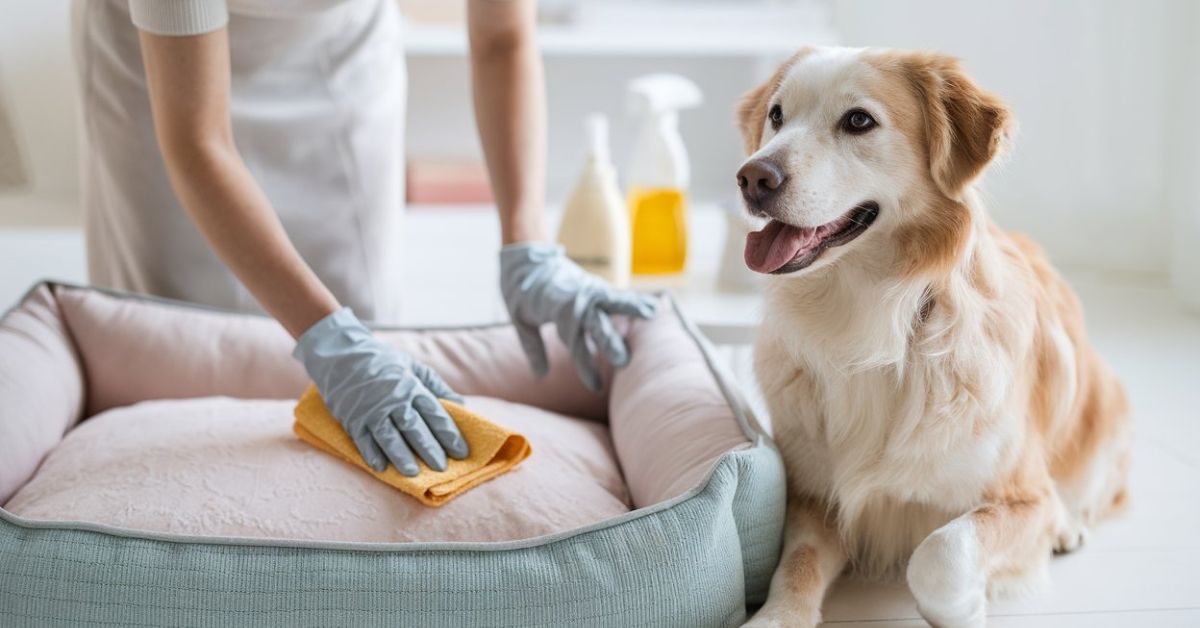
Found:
628,187 -> 687,275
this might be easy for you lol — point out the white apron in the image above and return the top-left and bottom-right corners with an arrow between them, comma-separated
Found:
71,0 -> 406,322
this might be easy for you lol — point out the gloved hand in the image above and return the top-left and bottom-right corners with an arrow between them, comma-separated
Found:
500,242 -> 657,391
293,308 -> 469,476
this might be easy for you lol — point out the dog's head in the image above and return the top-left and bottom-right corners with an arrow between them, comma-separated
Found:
736,47 -> 1012,276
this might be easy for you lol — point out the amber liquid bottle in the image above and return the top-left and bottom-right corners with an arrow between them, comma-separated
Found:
625,74 -> 702,275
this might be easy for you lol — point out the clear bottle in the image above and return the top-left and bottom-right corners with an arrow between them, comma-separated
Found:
556,114 -> 631,287
625,74 -> 702,275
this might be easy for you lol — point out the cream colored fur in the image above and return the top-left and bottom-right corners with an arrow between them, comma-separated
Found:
739,47 -> 1131,628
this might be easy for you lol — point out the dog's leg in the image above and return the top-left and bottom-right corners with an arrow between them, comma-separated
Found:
743,495 -> 845,628
906,486 -> 1056,628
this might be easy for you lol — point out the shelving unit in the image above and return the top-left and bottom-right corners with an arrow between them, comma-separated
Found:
401,1 -> 837,204
403,2 -> 836,58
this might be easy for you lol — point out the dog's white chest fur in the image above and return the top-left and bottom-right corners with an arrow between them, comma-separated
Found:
755,267 -> 1024,575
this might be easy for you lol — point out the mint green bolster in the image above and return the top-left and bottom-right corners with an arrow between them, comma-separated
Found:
0,444 -> 784,628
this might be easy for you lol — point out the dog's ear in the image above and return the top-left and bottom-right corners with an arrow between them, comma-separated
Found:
906,53 -> 1013,197
736,81 -> 773,155
735,48 -> 811,155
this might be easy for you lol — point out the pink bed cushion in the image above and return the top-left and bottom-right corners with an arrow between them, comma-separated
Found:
5,395 -> 630,543
53,286 -> 609,423
0,286 -> 84,504
1,283 -> 753,542
608,304 -> 752,507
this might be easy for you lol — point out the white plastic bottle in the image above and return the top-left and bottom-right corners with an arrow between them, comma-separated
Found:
557,114 -> 631,287
625,73 -> 702,275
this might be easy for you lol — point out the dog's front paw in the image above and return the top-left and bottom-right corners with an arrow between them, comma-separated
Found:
908,522 -> 988,628
1054,521 -> 1089,554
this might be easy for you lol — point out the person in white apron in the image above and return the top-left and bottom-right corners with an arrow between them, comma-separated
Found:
72,0 -> 655,477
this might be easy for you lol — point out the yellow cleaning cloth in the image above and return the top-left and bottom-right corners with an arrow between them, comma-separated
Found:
293,385 -> 531,507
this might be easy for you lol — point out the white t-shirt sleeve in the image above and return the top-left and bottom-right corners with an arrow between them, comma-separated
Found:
128,0 -> 229,36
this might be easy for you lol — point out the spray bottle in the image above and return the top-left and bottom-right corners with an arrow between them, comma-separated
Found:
625,73 -> 702,275
557,113 -> 631,287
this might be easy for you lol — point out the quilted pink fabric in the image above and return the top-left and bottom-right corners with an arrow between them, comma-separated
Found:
6,396 -> 629,542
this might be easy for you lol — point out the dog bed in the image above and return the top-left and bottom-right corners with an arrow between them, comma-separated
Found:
0,282 -> 785,627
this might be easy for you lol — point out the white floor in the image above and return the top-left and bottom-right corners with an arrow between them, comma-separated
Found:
1,225 -> 1198,626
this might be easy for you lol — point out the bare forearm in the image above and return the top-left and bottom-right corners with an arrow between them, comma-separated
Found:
160,140 -> 339,338
468,0 -> 547,244
140,29 -> 338,339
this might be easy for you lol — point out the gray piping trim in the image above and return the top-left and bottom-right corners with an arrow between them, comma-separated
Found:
0,280 -> 773,553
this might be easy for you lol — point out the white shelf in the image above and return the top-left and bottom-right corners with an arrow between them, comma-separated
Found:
404,2 -> 835,58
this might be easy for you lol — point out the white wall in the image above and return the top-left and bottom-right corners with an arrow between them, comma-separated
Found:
831,0 -> 1183,274
0,1 -> 78,204
1163,1 -> 1200,307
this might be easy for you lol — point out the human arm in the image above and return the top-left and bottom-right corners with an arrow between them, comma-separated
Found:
466,0 -> 547,245
466,0 -> 657,390
137,26 -> 466,473
138,28 -> 338,339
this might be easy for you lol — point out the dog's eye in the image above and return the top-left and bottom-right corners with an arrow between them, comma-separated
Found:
769,104 -> 783,131
841,109 -> 877,134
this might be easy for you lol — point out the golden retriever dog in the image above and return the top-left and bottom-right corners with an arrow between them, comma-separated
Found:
735,47 -> 1132,628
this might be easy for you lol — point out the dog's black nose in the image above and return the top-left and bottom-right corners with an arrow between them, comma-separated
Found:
737,158 -> 786,208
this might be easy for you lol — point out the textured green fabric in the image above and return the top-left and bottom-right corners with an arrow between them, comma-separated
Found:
1,445 -> 784,627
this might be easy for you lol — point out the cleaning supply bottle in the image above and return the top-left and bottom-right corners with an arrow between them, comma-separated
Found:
557,113 -> 632,287
625,73 -> 702,275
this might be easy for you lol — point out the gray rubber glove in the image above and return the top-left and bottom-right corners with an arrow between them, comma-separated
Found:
500,242 -> 657,391
293,308 -> 469,476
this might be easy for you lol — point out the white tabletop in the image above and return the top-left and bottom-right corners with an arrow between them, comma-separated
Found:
0,198 -> 765,342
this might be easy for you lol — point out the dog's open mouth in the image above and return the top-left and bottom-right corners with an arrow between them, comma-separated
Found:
743,202 -> 880,274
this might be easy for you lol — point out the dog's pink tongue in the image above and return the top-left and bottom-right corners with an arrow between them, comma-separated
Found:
745,220 -> 809,274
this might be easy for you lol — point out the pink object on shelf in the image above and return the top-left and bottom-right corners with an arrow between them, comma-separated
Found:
406,158 -> 494,205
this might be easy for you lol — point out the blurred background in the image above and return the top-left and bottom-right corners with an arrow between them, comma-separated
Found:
2,0 -> 1199,316
1,0 -> 1198,310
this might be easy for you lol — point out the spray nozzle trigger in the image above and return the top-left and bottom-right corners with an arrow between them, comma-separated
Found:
627,74 -> 703,115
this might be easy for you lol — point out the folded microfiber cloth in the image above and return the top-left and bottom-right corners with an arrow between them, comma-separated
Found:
293,385 -> 532,507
